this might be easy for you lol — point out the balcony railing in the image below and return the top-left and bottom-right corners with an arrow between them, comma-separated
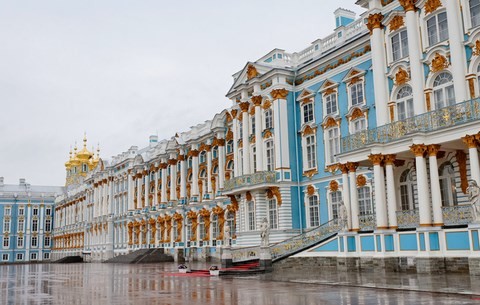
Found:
396,205 -> 473,228
223,171 -> 277,192
341,98 -> 480,153
359,213 -> 376,231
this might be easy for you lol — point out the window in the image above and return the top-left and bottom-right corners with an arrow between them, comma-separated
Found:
45,219 -> 51,232
200,151 -> 206,164
2,254 -> 8,261
439,162 -> 458,207
305,135 -> 317,169
391,30 -> 409,61
4,207 -> 11,216
212,214 -> 219,240
308,195 -> 320,227
32,219 -> 38,232
471,0 -> 480,27
227,140 -> 233,154
17,236 -> 24,248
396,86 -> 414,120
433,72 -> 455,109
325,93 -> 338,115
18,207 -> 24,216
265,140 -> 275,171
16,253 -> 23,261
252,146 -> 257,173
172,221 -> 178,242
400,169 -> 417,210
3,236 -> 9,248
247,201 -> 256,231
350,82 -> 364,106
82,163 -> 87,172
198,217 -> 205,241
186,218 -> 192,242
251,117 -> 256,135
351,118 -> 366,134
427,12 -> 448,46
238,149 -> 243,176
3,219 -> 10,232
268,198 -> 278,229
33,207 -> 39,216
238,121 -> 243,139
302,103 -> 314,124
358,187 -> 373,215
43,252 -> 50,260
31,253 -> 37,260
226,212 -> 236,239
265,109 -> 273,130
326,127 -> 340,164
330,191 -> 342,219
31,236 -> 38,247
44,236 -> 51,247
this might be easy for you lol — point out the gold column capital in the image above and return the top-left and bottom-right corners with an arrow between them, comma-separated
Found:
270,88 -> 289,99
462,135 -> 478,149
368,154 -> 384,166
409,144 -> 427,157
399,0 -> 417,12
426,144 -> 441,157
384,154 -> 397,165
366,13 -> 384,34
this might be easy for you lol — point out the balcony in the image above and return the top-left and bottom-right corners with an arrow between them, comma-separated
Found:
396,205 -> 473,229
341,98 -> 480,153
223,171 -> 277,192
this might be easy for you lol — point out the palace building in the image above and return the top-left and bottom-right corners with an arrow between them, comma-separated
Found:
0,177 -> 62,263
53,0 -> 480,274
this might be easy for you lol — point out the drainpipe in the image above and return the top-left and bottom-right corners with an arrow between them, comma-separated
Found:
292,69 -> 303,234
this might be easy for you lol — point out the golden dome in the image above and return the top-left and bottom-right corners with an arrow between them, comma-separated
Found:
76,134 -> 95,161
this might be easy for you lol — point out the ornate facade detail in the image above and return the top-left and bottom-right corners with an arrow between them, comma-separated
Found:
395,67 -> 409,85
430,53 -> 449,73
346,162 -> 359,172
384,154 -> 397,165
399,0 -> 416,11
462,134 -> 478,148
322,117 -> 340,129
239,101 -> 250,112
303,169 -> 318,178
356,174 -> 367,187
425,0 -> 442,15
302,125 -> 316,136
349,107 -> 366,121
270,88 -> 289,99
246,64 -> 258,80
368,154 -> 384,165
263,129 -> 273,139
267,187 -> 282,205
389,15 -> 405,31
426,144 -> 441,157
329,180 -> 339,192
306,185 -> 315,196
251,95 -> 263,106
366,13 -> 384,34
409,144 -> 427,157
262,100 -> 272,110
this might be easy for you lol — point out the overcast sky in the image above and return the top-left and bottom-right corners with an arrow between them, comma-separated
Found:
0,0 -> 364,186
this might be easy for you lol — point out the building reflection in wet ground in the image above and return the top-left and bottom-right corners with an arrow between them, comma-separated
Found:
0,263 -> 478,305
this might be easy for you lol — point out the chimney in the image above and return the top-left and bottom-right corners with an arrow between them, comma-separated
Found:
149,135 -> 158,147
19,178 -> 26,186
334,8 -> 356,28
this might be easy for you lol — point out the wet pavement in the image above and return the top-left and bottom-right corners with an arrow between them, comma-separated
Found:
0,263 -> 479,305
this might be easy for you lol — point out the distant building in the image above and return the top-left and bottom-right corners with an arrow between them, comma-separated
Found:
0,177 -> 62,263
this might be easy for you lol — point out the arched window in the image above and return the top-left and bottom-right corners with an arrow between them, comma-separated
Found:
212,147 -> 218,159
268,198 -> 278,229
427,11 -> 448,46
198,216 -> 205,241
265,140 -> 275,171
439,162 -> 458,207
199,151 -> 206,164
358,186 -> 373,215
265,109 -> 273,130
433,72 -> 455,109
470,0 -> 480,27
330,191 -> 342,219
391,29 -> 409,61
351,117 -> 366,134
400,169 -> 417,211
308,195 -> 320,227
396,85 -> 414,120
252,145 -> 257,172
247,200 -> 256,231
186,217 -> 192,242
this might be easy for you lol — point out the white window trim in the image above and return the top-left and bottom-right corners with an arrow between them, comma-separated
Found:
300,101 -> 315,125
461,0 -> 478,31
301,133 -> 318,171
264,139 -> 275,172
347,79 -> 366,109
326,187 -> 344,221
304,189 -> 320,228
349,116 -> 368,134
324,126 -> 340,166
322,91 -> 339,117
420,8 -> 449,52
386,28 -> 409,64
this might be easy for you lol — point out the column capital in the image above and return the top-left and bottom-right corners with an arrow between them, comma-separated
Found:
177,155 -> 185,161
427,144 -> 441,157
239,101 -> 250,112
346,162 -> 359,172
409,144 -> 427,157
230,109 -> 238,118
384,154 -> 397,165
270,88 -> 289,99
368,154 -> 384,166
399,0 -> 417,12
338,163 -> 349,174
167,159 -> 178,165
462,135 -> 478,148
159,162 -> 168,169
251,95 -> 263,106
188,149 -> 200,157
366,13 -> 384,34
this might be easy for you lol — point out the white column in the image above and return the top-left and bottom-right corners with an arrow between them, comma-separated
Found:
144,171 -> 149,207
253,97 -> 264,172
402,4 -> 426,115
271,89 -> 290,169
217,134 -> 226,190
384,155 -> 398,228
154,169 -> 159,206
369,154 -> 388,229
127,173 -> 134,210
368,13 -> 389,125
240,104 -> 251,175
464,135 -> 480,184
445,0 -> 468,102
410,144 -> 432,226
136,175 -> 142,209
340,165 -> 352,230
191,148 -> 199,198
169,161 -> 177,201
347,163 -> 360,231
161,163 -> 168,203
180,154 -> 187,199
206,147 -> 213,196
232,110 -> 239,177
427,145 -> 444,226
